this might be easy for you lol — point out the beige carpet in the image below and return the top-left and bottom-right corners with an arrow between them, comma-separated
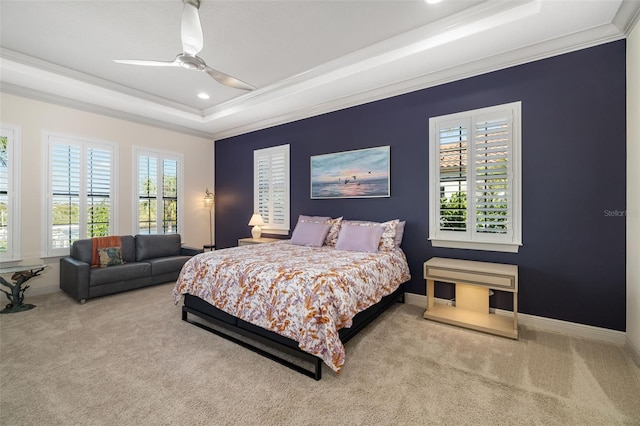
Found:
1,283 -> 639,425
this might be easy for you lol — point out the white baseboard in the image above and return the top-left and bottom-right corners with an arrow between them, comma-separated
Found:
627,336 -> 640,366
405,292 -> 626,346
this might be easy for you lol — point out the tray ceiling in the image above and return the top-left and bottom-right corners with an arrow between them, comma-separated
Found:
1,0 -> 638,139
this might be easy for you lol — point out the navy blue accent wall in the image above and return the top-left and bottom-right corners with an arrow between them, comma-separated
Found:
215,40 -> 626,331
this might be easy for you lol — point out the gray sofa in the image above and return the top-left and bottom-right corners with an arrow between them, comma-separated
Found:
60,234 -> 201,303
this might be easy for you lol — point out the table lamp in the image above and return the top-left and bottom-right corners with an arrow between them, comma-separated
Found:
248,213 -> 265,239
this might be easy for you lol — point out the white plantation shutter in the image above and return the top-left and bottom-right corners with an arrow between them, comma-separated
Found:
87,148 -> 112,237
256,155 -> 270,223
162,158 -> 178,234
429,102 -> 521,252
254,144 -> 290,234
0,135 -> 7,256
46,134 -> 115,256
138,155 -> 158,234
474,114 -> 511,237
135,149 -> 182,235
438,121 -> 468,233
50,142 -> 81,250
0,124 -> 20,261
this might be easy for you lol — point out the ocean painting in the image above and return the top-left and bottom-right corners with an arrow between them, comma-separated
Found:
311,146 -> 390,199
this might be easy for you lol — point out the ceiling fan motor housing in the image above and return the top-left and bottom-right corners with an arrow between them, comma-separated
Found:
177,54 -> 207,71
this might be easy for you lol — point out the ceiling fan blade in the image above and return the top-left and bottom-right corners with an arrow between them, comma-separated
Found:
205,66 -> 255,91
113,59 -> 179,67
181,1 -> 204,56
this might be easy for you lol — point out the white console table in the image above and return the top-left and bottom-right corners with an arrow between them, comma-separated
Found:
423,257 -> 518,339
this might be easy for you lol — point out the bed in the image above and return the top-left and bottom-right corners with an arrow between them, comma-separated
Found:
173,222 -> 411,379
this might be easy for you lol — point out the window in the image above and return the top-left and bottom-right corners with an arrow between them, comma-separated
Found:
45,133 -> 116,257
0,124 -> 21,261
135,148 -> 182,235
429,102 -> 521,252
254,144 -> 290,235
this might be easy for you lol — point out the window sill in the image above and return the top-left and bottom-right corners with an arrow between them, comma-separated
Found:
430,239 -> 521,253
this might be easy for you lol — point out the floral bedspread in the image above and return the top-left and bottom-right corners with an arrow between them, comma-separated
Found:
173,241 -> 410,373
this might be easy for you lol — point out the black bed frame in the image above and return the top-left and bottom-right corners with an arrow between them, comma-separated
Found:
181,284 -> 405,380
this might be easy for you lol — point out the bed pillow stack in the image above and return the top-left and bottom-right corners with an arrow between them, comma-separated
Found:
290,214 -> 406,252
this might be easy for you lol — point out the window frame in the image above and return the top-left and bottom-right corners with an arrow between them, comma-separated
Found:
428,101 -> 522,253
0,123 -> 21,262
254,144 -> 290,235
133,147 -> 184,236
43,132 -> 117,258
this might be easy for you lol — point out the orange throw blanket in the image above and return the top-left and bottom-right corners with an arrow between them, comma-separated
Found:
91,236 -> 122,267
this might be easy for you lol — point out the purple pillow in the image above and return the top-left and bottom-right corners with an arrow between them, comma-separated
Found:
335,223 -> 384,253
290,221 -> 331,247
394,221 -> 406,247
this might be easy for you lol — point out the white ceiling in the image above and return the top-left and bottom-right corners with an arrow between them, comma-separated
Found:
1,0 -> 639,140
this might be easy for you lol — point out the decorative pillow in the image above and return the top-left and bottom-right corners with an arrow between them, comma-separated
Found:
335,222 -> 384,253
324,217 -> 343,247
394,221 -> 406,247
290,221 -> 332,247
378,219 -> 400,251
97,246 -> 123,267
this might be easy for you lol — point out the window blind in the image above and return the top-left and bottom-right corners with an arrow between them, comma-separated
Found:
135,150 -> 181,236
474,116 -> 510,235
46,135 -> 114,255
429,102 -> 521,252
0,134 -> 10,256
254,144 -> 290,233
438,123 -> 468,232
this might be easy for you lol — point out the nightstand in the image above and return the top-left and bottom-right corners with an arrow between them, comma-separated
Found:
238,237 -> 282,246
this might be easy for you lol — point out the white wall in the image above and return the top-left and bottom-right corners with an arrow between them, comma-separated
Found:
0,93 -> 214,295
627,20 -> 640,362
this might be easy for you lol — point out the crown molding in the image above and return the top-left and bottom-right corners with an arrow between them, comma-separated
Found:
210,22 -> 625,140
0,82 -> 214,140
614,0 -> 640,35
0,48 -> 201,116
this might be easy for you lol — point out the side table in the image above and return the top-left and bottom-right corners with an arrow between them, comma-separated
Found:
238,237 -> 282,246
203,244 -> 216,251
423,257 -> 518,339
0,264 -> 47,314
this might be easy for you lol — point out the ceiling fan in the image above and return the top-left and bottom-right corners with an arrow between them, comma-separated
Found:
114,0 -> 255,91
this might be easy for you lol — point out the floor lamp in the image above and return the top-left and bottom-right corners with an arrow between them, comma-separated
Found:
203,188 -> 215,251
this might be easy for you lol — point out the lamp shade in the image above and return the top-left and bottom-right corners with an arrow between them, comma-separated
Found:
248,213 -> 265,226
204,188 -> 214,209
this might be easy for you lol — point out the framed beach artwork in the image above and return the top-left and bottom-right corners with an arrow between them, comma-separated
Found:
310,146 -> 390,199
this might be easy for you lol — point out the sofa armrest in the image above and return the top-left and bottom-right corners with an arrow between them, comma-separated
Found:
180,246 -> 203,256
60,257 -> 91,303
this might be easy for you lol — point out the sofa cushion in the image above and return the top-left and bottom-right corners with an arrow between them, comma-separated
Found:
135,234 -> 181,262
71,238 -> 93,264
146,256 -> 192,276
89,262 -> 151,287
